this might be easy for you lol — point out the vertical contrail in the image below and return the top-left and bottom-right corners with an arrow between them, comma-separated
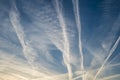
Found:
54,0 -> 73,80
93,36 -> 120,80
72,0 -> 85,80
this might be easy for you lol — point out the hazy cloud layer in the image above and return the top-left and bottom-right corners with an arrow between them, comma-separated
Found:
0,0 -> 120,80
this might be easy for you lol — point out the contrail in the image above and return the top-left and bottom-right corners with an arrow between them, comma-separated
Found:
93,36 -> 120,80
72,0 -> 85,80
9,3 -> 40,80
9,4 -> 26,49
108,51 -> 120,64
9,2 -> 35,67
54,0 -> 73,80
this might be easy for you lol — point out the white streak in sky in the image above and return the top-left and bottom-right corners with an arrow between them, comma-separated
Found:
72,0 -> 85,80
9,3 -> 25,49
54,0 -> 73,80
9,2 -> 35,68
0,0 -> 120,80
93,36 -> 120,80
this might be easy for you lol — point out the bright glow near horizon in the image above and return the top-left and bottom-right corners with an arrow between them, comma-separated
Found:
0,0 -> 120,80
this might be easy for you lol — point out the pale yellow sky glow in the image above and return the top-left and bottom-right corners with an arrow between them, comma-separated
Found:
0,0 -> 120,80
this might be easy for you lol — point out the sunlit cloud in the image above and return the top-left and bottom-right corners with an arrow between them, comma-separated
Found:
0,0 -> 120,80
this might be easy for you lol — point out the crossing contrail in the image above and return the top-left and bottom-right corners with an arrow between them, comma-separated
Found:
93,36 -> 120,80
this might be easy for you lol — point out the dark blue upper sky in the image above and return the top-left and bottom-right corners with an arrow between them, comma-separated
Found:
0,0 -> 120,80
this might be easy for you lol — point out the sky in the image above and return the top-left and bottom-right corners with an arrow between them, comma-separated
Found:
0,0 -> 120,80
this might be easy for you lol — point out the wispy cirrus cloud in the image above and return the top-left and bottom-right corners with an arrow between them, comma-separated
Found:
0,0 -> 120,80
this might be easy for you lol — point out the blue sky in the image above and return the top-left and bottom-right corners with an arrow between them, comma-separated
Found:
0,0 -> 120,80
